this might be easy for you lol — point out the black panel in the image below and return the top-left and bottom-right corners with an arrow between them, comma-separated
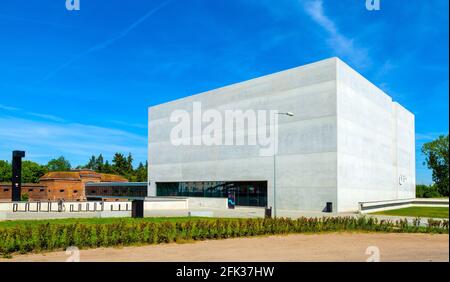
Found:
132,200 -> 144,218
11,150 -> 25,202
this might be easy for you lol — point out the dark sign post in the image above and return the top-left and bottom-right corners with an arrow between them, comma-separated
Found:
12,151 -> 25,202
227,191 -> 235,209
131,200 -> 144,218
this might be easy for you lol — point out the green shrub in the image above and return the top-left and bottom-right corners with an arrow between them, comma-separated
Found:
416,184 -> 443,198
0,216 -> 448,257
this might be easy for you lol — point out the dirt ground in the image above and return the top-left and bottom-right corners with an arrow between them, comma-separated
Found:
1,233 -> 448,262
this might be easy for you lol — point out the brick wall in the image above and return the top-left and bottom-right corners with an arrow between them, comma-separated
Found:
0,183 -> 48,202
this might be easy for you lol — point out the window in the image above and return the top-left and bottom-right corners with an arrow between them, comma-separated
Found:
3,188 -> 9,192
157,181 -> 268,207
59,189 -> 65,193
40,189 -> 45,192
28,189 -> 33,192
73,190 -> 78,193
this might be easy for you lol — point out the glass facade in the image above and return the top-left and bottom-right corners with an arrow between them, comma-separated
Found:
85,183 -> 148,199
157,181 -> 267,207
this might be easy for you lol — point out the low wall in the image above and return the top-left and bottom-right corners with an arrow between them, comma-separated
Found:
359,198 -> 449,213
0,202 -> 13,212
187,197 -> 228,209
0,201 -> 132,213
144,197 -> 188,210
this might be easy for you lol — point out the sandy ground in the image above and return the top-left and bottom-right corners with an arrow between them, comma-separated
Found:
1,233 -> 448,262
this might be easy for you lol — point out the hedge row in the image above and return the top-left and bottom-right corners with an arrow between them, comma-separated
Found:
0,216 -> 448,256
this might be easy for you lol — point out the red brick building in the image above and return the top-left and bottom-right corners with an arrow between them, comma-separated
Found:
0,170 -> 127,202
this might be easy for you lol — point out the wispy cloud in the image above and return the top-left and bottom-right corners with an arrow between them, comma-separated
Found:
416,132 -> 447,142
301,0 -> 371,69
41,0 -> 172,81
111,120 -> 147,129
0,103 -> 66,122
0,116 -> 147,166
27,112 -> 65,122
0,103 -> 20,111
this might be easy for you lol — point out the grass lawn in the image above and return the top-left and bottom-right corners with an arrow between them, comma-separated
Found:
0,217 -> 215,229
372,207 -> 449,219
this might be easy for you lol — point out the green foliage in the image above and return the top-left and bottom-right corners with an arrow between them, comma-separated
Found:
78,153 -> 147,182
416,184 -> 443,198
0,160 -> 12,182
46,156 -> 71,172
21,161 -> 48,183
20,193 -> 29,202
422,134 -> 449,197
0,216 -> 447,257
112,153 -> 130,176
1,159 -> 48,183
132,161 -> 147,182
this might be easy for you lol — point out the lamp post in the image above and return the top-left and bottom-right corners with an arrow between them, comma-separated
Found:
272,112 -> 294,218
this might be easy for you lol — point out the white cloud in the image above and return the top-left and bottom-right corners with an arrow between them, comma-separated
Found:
0,104 -> 20,111
27,112 -> 65,122
0,103 -> 67,122
302,0 -> 371,69
0,116 -> 147,166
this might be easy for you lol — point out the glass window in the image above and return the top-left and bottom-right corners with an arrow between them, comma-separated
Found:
156,181 -> 267,207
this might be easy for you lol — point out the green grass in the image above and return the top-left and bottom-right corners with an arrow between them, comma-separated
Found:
0,217 -> 213,229
372,207 -> 449,219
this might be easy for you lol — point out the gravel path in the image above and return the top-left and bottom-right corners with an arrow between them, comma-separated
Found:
1,233 -> 448,262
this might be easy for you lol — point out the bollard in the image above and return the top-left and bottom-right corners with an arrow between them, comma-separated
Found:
265,206 -> 272,218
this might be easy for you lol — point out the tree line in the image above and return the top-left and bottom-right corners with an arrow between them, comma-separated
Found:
417,134 -> 449,198
0,153 -> 147,183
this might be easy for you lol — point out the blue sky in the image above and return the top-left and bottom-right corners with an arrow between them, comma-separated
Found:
0,0 -> 448,184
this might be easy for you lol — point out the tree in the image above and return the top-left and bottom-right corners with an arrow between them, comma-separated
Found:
103,160 -> 112,174
46,156 -> 71,171
86,155 -> 97,170
96,154 -> 104,172
78,152 -> 146,182
416,184 -> 441,198
0,160 -> 12,182
112,153 -> 128,176
22,161 -> 48,183
126,153 -> 134,175
135,161 -> 147,182
422,134 -> 449,197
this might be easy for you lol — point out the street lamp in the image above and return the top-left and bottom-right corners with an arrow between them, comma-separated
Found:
272,112 -> 294,218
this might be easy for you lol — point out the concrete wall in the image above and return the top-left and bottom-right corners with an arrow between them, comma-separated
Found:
149,58 -> 339,212
148,57 -> 415,213
144,197 -> 188,210
187,197 -> 228,209
336,59 -> 415,212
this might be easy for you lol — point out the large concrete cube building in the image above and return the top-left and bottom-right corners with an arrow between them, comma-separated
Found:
148,58 -> 415,212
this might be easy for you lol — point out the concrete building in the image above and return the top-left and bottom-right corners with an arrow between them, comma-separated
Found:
148,57 -> 415,213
